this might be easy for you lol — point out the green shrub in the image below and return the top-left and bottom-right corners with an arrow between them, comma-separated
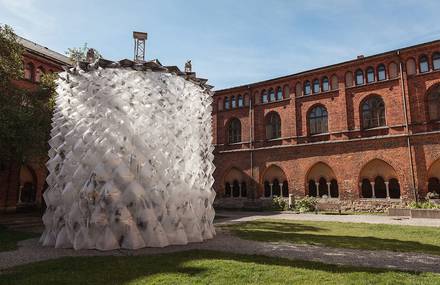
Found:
408,201 -> 440,209
294,196 -> 317,213
271,196 -> 289,211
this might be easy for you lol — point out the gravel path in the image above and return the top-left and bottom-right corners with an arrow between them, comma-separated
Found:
216,211 -> 440,227
1,230 -> 440,273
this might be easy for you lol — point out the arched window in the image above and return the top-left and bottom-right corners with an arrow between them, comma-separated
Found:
389,178 -> 400,199
433,53 -> 440,70
318,177 -> 327,197
374,176 -> 387,198
266,112 -> 281,140
231,96 -> 236,109
24,62 -> 35,81
330,179 -> 339,198
276,87 -> 283,100
225,182 -> 232,197
269,88 -> 275,101
428,85 -> 440,121
308,180 -> 317,197
406,58 -> 416,75
322,76 -> 329,92
345,72 -> 353,87
377,64 -> 386,81
361,178 -> 372,198
355,69 -> 364,86
283,85 -> 290,98
232,180 -> 240,197
308,106 -> 328,135
331,75 -> 338,90
282,181 -> 289,197
295,82 -> 302,97
389,62 -> 398,78
419,55 -> 429,73
313,79 -> 320,93
272,179 -> 281,197
228,118 -> 241,143
35,66 -> 45,82
224,97 -> 230,110
238,95 -> 243,107
241,182 -> 247,197
304,81 -> 311,95
428,177 -> 440,194
366,67 -> 375,83
361,96 -> 386,129
261,90 -> 268,103
264,181 -> 271,197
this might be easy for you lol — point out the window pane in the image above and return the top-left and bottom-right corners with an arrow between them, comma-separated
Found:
322,78 -> 329,92
420,56 -> 429,73
238,96 -> 243,107
224,97 -> 230,110
313,79 -> 320,93
356,70 -> 364,85
433,54 -> 440,70
269,89 -> 275,101
304,82 -> 311,95
231,96 -> 236,108
262,91 -> 268,103
276,88 -> 283,100
367,68 -> 374,83
377,65 -> 386,81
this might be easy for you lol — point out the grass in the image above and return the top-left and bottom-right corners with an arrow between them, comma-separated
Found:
223,219 -> 440,255
0,250 -> 439,285
0,225 -> 39,252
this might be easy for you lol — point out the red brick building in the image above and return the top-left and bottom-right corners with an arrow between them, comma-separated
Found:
213,40 -> 440,211
0,37 -> 71,211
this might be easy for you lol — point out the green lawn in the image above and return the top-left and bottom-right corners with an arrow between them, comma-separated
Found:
0,225 -> 39,252
0,250 -> 439,285
223,219 -> 440,255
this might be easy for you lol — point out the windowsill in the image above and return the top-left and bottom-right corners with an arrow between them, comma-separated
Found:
257,97 -> 291,106
266,137 -> 284,142
309,132 -> 330,137
227,141 -> 249,146
361,126 -> 389,131
297,89 -> 339,99
345,77 -> 399,90
219,105 -> 249,112
412,69 -> 440,77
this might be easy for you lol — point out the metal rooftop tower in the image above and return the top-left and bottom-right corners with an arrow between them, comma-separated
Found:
133,31 -> 148,62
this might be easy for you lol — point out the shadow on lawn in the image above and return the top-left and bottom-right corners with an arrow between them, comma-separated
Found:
226,221 -> 440,255
0,250 -> 426,285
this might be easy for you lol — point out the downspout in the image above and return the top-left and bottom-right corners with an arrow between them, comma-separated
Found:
398,51 -> 418,202
247,85 -> 254,199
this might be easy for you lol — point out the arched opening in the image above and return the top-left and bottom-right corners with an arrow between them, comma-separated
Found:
355,69 -> 364,86
265,112 -> 281,140
262,165 -> 288,198
276,87 -> 283,100
427,84 -> 440,122
308,105 -> 328,135
331,74 -> 338,90
366,67 -> 375,83
295,82 -> 302,97
304,81 -> 311,96
217,98 -> 223,111
227,118 -> 241,144
377,64 -> 387,81
322,76 -> 329,92
231,96 -> 236,109
224,97 -> 230,110
237,95 -> 243,107
359,159 -> 400,199
307,162 -> 338,198
35,66 -> 45,82
361,96 -> 386,129
389,62 -> 399,78
283,85 -> 290,98
419,55 -> 429,73
261,90 -> 268,103
24,62 -> 35,81
406,58 -> 416,75
269,88 -> 275,102
223,168 -> 247,198
313,79 -> 320,93
433,52 -> 440,70
428,159 -> 440,195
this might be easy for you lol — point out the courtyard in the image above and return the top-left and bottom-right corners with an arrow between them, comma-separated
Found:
1,211 -> 440,284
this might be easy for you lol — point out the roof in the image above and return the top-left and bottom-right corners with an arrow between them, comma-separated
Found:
215,38 -> 440,93
18,36 -> 72,66
70,58 -> 213,92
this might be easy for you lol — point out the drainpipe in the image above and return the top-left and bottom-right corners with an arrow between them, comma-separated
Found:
247,85 -> 254,200
398,51 -> 418,202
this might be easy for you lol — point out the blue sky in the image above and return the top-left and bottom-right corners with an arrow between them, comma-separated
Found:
1,0 -> 440,90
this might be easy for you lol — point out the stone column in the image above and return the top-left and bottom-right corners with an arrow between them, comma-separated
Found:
288,194 -> 294,208
269,183 -> 273,198
326,182 -> 331,198
315,182 -> 320,197
18,185 -> 23,204
385,181 -> 390,200
371,182 -> 376,199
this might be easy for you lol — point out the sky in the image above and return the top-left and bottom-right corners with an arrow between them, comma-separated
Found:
1,0 -> 440,90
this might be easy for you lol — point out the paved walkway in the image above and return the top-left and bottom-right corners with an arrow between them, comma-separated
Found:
1,211 -> 440,273
215,210 -> 440,227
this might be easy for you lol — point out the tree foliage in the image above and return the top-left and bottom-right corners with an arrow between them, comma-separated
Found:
66,42 -> 101,64
0,24 -> 56,165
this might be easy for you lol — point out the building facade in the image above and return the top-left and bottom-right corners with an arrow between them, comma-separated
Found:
0,37 -> 71,211
212,40 -> 440,211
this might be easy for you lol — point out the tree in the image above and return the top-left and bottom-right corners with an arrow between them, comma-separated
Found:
66,43 -> 101,64
0,25 -> 56,210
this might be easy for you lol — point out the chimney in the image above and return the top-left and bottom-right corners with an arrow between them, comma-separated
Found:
357,55 -> 364,59
133,31 -> 148,62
